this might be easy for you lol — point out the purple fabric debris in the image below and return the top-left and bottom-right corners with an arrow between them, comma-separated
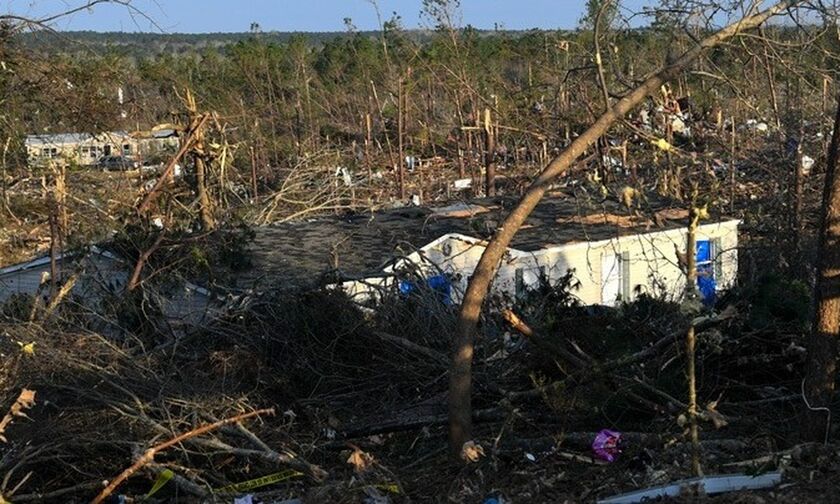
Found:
592,429 -> 622,462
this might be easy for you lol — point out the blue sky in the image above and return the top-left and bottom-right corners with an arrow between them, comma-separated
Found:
5,0 -> 655,33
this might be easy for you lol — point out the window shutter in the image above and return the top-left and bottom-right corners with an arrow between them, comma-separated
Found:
621,252 -> 631,301
712,238 -> 723,280
514,268 -> 524,299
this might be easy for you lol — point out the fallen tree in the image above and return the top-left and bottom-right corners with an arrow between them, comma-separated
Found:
448,0 -> 804,455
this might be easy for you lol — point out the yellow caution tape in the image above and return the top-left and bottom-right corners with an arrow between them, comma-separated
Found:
145,468 -> 174,498
215,469 -> 303,494
374,483 -> 401,494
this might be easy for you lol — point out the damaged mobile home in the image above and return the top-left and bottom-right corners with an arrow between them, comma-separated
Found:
0,246 -> 213,327
239,193 -> 739,306
25,128 -> 179,167
0,193 -> 739,322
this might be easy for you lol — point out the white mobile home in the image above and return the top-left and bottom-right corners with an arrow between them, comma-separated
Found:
25,129 -> 178,167
241,194 -> 739,306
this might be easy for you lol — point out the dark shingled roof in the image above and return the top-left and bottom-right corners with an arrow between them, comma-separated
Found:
238,192 -> 717,289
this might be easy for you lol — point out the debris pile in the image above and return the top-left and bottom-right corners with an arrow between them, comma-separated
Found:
0,264 -> 829,502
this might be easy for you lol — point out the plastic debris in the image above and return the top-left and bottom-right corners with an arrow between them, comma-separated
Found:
452,178 -> 472,190
363,487 -> 391,504
145,468 -> 174,499
597,472 -> 782,503
670,115 -> 688,135
745,119 -> 769,133
233,495 -> 253,504
335,166 -> 353,186
592,429 -> 622,462
801,155 -> 815,176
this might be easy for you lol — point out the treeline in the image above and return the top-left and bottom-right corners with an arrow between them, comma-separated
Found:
3,16 -> 839,187
16,30 -> 377,56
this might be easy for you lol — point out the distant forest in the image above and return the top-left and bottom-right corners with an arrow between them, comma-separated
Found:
15,29 -> 524,57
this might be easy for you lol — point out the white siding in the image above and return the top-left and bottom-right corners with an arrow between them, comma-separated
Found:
340,220 -> 740,307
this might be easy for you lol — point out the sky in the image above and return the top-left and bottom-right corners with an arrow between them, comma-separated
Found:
4,0 -> 655,33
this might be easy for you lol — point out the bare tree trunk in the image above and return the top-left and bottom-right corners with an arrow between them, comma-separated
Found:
195,154 -> 215,231
48,204 -> 59,300
803,95 -> 840,442
447,0 -> 799,456
685,204 -> 702,476
126,232 -> 165,292
761,32 -> 782,130
791,121 -> 805,273
1,137 -> 8,210
730,120 -> 736,214
250,146 -> 259,201
55,162 -> 67,235
138,115 -> 209,214
484,108 -> 496,197
398,77 -> 406,200
365,113 -> 373,180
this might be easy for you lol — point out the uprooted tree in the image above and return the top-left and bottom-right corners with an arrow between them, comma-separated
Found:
448,0 -> 805,456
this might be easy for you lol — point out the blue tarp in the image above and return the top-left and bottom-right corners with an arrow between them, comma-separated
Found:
399,274 -> 452,305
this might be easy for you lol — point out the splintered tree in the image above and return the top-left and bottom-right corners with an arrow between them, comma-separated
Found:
447,0 -> 802,456
803,96 -> 840,443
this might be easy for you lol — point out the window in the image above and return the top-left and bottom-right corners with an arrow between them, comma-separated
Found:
103,145 -> 112,156
696,239 -> 723,279
123,144 -> 132,155
696,239 -> 723,304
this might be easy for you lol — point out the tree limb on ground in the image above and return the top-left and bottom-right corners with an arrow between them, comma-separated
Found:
91,408 -> 274,504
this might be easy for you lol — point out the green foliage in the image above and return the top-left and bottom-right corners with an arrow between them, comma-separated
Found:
579,0 -> 619,30
746,274 -> 811,330
110,224 -> 255,288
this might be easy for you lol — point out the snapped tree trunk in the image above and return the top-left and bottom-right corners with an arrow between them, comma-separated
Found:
447,0 -> 800,456
803,95 -> 840,442
484,108 -> 496,197
195,154 -> 215,231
